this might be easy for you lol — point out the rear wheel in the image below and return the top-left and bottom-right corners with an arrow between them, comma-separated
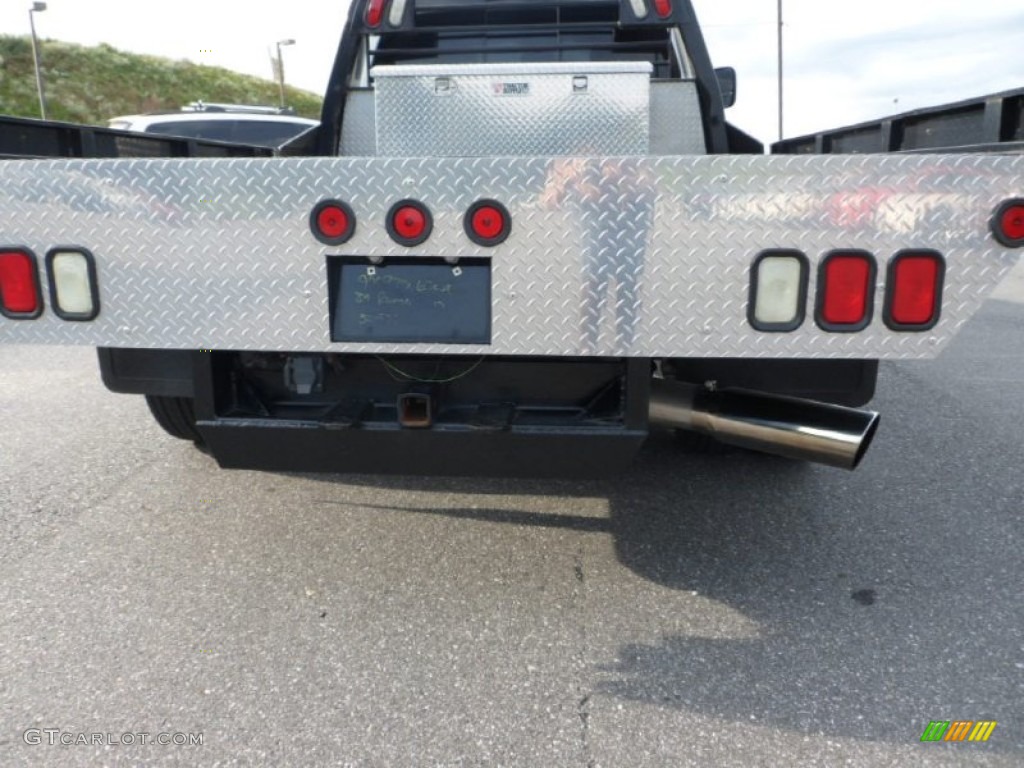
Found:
145,395 -> 204,445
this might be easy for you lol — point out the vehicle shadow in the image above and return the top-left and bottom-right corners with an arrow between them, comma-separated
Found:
280,409 -> 1022,750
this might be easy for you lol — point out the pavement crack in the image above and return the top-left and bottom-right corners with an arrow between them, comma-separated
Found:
578,693 -> 592,766
572,548 -> 593,768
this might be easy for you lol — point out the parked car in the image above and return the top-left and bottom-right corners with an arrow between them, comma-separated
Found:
108,102 -> 318,148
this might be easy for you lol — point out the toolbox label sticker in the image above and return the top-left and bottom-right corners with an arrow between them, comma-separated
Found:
492,82 -> 530,96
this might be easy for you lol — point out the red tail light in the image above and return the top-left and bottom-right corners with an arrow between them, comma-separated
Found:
310,200 -> 356,245
816,251 -> 876,331
884,251 -> 944,330
387,200 -> 432,246
365,0 -> 387,27
0,248 -> 43,318
992,199 -> 1024,247
464,200 -> 511,246
653,0 -> 673,18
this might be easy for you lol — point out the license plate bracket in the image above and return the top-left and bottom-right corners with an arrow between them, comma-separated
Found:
328,257 -> 492,344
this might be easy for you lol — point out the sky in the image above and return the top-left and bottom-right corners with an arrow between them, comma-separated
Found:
3,0 -> 1022,144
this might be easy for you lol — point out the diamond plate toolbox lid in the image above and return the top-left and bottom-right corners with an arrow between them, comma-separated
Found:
371,62 -> 652,157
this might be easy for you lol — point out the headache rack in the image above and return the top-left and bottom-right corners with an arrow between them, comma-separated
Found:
370,0 -> 679,78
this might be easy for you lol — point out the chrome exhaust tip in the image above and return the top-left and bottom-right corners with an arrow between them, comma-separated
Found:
649,379 -> 881,470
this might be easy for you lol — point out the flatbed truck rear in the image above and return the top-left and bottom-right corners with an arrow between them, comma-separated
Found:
1,0 -> 1022,477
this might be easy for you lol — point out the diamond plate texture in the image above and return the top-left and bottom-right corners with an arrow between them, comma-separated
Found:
340,90 -> 376,157
1,153 -> 1021,358
372,63 -> 651,157
650,81 -> 705,155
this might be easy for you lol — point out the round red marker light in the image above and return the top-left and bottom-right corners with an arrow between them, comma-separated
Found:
318,207 -> 348,238
310,200 -> 356,245
393,207 -> 426,239
464,199 -> 511,246
387,200 -> 433,246
472,208 -> 503,238
993,199 -> 1024,247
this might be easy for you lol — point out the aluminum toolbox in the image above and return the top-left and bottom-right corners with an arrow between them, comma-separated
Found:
371,62 -> 652,156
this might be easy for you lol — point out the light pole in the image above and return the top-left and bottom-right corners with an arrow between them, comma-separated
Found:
275,39 -> 295,109
29,1 -> 48,120
777,0 -> 783,141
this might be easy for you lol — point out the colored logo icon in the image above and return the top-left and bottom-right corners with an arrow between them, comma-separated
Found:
920,721 -> 997,742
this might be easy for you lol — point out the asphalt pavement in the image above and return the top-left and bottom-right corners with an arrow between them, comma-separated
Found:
1,294 -> 1022,767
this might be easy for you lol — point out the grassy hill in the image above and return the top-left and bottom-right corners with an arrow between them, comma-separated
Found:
0,36 -> 322,125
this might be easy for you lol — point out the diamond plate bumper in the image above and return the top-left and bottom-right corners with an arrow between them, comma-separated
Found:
0,154 -> 1020,358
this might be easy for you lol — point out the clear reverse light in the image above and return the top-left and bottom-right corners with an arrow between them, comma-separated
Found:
388,0 -> 407,26
49,250 -> 95,317
628,0 -> 649,19
754,254 -> 803,325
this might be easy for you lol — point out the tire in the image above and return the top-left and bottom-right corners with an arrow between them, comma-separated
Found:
145,395 -> 204,445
